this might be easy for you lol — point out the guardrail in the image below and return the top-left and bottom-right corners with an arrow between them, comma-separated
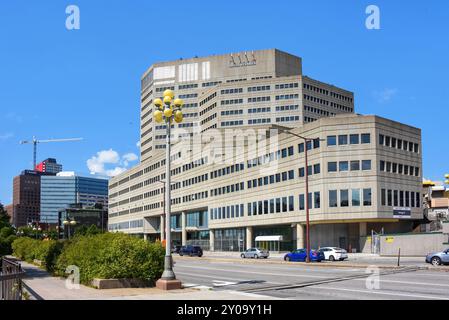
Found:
0,257 -> 26,300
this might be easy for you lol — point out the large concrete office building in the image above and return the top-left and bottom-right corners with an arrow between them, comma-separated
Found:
108,49 -> 423,252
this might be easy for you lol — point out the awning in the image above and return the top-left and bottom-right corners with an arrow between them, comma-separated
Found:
255,235 -> 283,242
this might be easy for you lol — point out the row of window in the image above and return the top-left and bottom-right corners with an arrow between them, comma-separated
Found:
276,104 -> 299,111
221,120 -> 243,126
210,163 -> 245,179
182,191 -> 208,203
221,98 -> 243,106
328,160 -> 372,172
327,134 -> 371,146
379,134 -> 419,153
276,83 -> 299,90
210,204 -> 245,220
248,196 -> 295,216
304,105 -> 335,117
381,189 -> 421,208
210,182 -> 245,197
248,107 -> 271,113
276,116 -> 300,123
329,189 -> 372,207
182,173 -> 208,187
199,102 -> 217,116
248,85 -> 271,92
221,88 -> 243,95
247,170 -> 295,189
221,109 -> 243,116
248,96 -> 271,103
276,94 -> 299,101
247,145 -> 295,168
200,92 -> 217,106
248,118 -> 271,125
379,161 -> 420,177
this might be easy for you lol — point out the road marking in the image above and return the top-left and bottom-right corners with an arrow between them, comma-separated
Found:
212,280 -> 238,287
176,265 -> 329,279
309,286 -> 449,300
175,271 -> 282,285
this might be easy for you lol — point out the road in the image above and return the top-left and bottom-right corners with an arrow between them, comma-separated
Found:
173,257 -> 449,300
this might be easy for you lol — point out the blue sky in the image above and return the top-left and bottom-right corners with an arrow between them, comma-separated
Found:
0,0 -> 448,204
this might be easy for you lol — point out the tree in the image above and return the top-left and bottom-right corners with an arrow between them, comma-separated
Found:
0,203 -> 11,230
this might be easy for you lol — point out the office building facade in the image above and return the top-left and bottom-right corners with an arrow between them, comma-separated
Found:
108,49 -> 423,252
35,158 -> 63,174
40,172 -> 109,224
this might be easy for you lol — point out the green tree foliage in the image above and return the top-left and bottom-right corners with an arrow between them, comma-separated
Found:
0,202 -> 16,257
11,237 -> 64,272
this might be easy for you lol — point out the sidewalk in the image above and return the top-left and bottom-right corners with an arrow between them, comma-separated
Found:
19,260 -> 279,300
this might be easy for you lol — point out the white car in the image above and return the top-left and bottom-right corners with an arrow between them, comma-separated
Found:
319,247 -> 348,261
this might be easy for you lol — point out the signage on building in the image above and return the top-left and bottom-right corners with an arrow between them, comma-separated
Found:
393,207 -> 411,219
229,52 -> 257,68
385,236 -> 394,243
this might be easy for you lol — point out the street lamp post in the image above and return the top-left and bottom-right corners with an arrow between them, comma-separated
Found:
63,219 -> 77,240
272,124 -> 321,263
153,90 -> 184,290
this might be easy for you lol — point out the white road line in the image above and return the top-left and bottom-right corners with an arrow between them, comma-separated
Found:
176,265 -> 329,279
309,286 -> 449,300
175,271 -> 283,285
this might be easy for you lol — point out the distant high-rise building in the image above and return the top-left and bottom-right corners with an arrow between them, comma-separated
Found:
11,170 -> 53,227
40,172 -> 109,224
35,158 -> 63,174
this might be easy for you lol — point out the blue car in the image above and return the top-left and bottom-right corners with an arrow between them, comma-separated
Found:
284,249 -> 325,262
425,248 -> 449,266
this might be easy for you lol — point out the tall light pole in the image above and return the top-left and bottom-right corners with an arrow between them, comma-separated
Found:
154,90 -> 184,290
272,124 -> 321,263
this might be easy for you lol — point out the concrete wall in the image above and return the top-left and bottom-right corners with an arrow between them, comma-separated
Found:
380,233 -> 447,256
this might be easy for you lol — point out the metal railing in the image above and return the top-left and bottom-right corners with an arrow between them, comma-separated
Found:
0,257 -> 25,300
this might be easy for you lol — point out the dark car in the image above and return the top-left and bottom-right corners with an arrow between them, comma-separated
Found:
179,245 -> 203,257
172,245 -> 183,254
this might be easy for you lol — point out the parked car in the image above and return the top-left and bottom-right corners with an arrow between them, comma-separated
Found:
172,245 -> 182,254
284,249 -> 324,262
179,245 -> 203,257
319,247 -> 348,261
425,248 -> 449,266
240,248 -> 270,259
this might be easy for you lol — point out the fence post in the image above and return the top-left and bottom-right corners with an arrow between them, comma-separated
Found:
397,248 -> 401,267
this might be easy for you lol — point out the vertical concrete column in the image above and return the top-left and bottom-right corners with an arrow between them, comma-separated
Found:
181,212 -> 187,246
160,215 -> 165,241
359,222 -> 367,237
296,224 -> 305,249
246,226 -> 253,249
209,229 -> 215,252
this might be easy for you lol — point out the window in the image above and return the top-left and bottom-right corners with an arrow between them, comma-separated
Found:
400,191 -> 404,207
362,160 -> 372,171
264,200 -> 269,214
299,167 -> 305,177
381,189 -> 386,206
275,199 -> 281,213
282,197 -> 288,212
258,201 -> 263,215
328,162 -> 337,172
338,135 -> 348,145
298,143 -> 304,153
393,190 -> 398,207
379,134 -> 385,145
289,196 -> 294,211
350,134 -> 359,145
397,139 -> 402,149
416,192 -> 421,208
314,192 -> 320,209
380,160 -> 385,171
314,164 -> 321,174
288,170 -> 295,180
327,136 -> 337,146
363,188 -> 372,206
405,191 -> 410,207
385,136 -> 391,147
339,161 -> 349,172
391,138 -> 397,148
387,190 -> 392,206
352,189 -> 360,206
414,143 -> 419,153
361,134 -> 371,144
350,160 -> 360,171
329,190 -> 338,208
340,190 -> 349,207
299,194 -> 305,210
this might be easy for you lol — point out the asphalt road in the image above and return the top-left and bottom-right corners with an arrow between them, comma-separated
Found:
173,257 -> 449,300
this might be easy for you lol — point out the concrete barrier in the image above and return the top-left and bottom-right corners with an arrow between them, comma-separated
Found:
380,232 -> 447,256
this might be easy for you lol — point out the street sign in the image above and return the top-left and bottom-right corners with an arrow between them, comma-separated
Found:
393,207 -> 411,219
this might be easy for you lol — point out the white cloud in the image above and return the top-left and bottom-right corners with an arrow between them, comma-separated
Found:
136,141 -> 141,148
374,88 -> 398,103
87,149 -> 138,177
122,153 -> 138,166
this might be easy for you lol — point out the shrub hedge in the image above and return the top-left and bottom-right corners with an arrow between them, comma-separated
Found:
12,233 -> 165,286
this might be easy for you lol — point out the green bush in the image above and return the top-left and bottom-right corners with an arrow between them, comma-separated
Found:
55,233 -> 164,285
12,238 -> 64,272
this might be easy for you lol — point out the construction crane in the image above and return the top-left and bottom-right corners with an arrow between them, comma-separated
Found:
20,136 -> 83,170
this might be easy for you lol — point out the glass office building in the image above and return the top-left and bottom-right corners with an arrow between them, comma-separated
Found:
40,173 -> 108,224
